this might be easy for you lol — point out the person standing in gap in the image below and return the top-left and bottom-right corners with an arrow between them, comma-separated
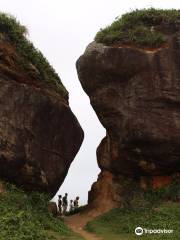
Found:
69,200 -> 74,213
62,193 -> 68,215
58,195 -> 62,215
74,196 -> 79,210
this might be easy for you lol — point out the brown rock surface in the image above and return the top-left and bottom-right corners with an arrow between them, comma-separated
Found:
0,39 -> 84,196
0,181 -> 5,194
48,202 -> 58,217
77,31 -> 180,212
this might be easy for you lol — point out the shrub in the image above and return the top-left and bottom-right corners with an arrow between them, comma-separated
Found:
0,13 -> 68,97
95,8 -> 180,47
0,181 -> 78,240
66,205 -> 88,216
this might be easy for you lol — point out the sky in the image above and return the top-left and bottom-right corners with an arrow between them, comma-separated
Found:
0,0 -> 179,205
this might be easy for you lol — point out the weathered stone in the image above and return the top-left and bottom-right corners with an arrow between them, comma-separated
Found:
0,181 -> 5,194
77,31 -> 180,212
48,202 -> 58,217
0,39 -> 84,196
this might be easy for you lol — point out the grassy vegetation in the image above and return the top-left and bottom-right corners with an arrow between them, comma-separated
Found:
86,203 -> 180,240
95,8 -> 180,47
66,205 -> 88,216
0,13 -> 68,97
0,182 -> 83,240
86,182 -> 180,240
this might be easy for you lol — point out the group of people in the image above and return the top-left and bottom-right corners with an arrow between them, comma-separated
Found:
58,193 -> 79,215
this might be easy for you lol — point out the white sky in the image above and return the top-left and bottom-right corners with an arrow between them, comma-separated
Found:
0,0 -> 179,205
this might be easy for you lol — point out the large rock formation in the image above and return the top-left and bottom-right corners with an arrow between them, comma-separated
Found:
0,14 -> 83,196
77,17 -> 180,213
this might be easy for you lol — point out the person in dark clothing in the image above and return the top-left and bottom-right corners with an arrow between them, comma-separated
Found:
62,193 -> 68,214
58,195 -> 62,215
74,196 -> 79,209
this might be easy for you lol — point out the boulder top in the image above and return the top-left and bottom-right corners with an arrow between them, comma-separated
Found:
0,13 -> 68,98
95,8 -> 180,48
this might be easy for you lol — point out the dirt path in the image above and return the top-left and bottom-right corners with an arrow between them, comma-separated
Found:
64,213 -> 103,240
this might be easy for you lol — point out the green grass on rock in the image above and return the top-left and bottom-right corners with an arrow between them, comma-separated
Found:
0,13 -> 68,97
95,8 -> 180,47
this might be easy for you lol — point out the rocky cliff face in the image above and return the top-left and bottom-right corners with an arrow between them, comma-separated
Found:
77,26 -> 180,213
0,16 -> 83,196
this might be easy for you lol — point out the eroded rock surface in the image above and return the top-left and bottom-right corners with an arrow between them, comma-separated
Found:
0,39 -> 84,196
77,32 -> 180,212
